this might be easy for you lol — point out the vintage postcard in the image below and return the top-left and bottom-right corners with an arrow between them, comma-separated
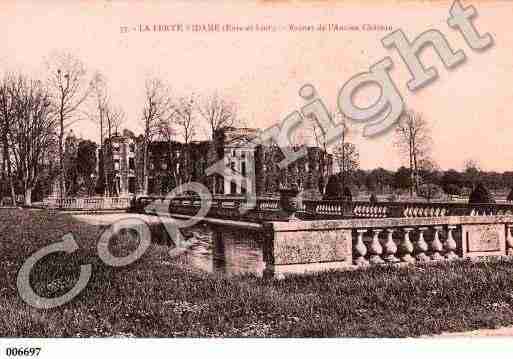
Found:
1,0 -> 513,356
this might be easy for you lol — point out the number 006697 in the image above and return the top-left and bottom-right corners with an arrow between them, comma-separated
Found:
5,347 -> 41,356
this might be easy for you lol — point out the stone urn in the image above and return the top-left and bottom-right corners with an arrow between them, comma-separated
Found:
279,187 -> 299,220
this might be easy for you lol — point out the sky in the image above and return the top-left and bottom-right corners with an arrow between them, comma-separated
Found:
0,0 -> 512,171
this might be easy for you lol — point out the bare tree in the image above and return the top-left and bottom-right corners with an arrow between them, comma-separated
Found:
464,158 -> 481,189
333,141 -> 360,191
90,72 -> 108,195
90,72 -> 125,196
105,105 -> 124,136
157,118 -> 179,192
140,77 -> 173,195
158,93 -> 198,190
104,105 -> 125,195
197,92 -> 236,140
173,94 -> 197,145
46,51 -> 92,199
394,109 -> 432,197
464,158 -> 481,171
0,73 -> 18,205
6,75 -> 56,205
308,110 -> 351,193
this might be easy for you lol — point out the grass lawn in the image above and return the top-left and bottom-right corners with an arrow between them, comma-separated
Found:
3,209 -> 513,337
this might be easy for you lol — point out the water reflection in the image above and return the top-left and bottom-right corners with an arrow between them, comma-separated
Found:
180,224 -> 266,277
74,213 -> 266,277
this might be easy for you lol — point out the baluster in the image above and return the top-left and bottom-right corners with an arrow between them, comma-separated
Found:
369,229 -> 384,264
399,228 -> 415,263
354,229 -> 369,266
431,226 -> 445,261
415,227 -> 430,262
444,225 -> 458,260
384,228 -> 399,263
506,224 -> 513,256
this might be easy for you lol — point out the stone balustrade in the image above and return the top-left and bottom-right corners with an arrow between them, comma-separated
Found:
262,215 -> 513,277
353,204 -> 389,218
139,196 -> 286,223
353,224 -> 459,266
136,195 -> 513,223
300,200 -> 513,219
129,195 -> 513,277
46,196 -> 132,211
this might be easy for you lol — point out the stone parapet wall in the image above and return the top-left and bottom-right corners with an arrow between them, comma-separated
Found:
263,215 -> 513,278
150,194 -> 513,222
45,196 -> 132,211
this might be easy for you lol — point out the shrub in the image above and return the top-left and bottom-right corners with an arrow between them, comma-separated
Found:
507,187 -> 513,202
323,175 -> 342,200
443,183 -> 461,196
343,186 -> 353,202
323,176 -> 353,201
418,183 -> 443,201
469,182 -> 495,204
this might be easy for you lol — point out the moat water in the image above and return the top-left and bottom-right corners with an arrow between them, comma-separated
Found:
74,213 -> 266,277
180,224 -> 266,276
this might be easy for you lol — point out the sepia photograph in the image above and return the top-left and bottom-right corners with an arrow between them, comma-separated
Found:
1,0 -> 513,356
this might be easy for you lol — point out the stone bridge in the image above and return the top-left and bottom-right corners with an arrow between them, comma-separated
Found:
129,196 -> 513,277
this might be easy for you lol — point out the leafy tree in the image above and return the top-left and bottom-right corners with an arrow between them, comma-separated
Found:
323,174 -> 343,200
418,183 -> 443,202
352,169 -> 367,190
463,159 -> 481,188
502,171 -> 513,188
365,173 -> 376,192
63,136 -> 98,196
444,183 -> 461,196
441,169 -> 464,193
367,168 -> 393,193
394,166 -> 411,190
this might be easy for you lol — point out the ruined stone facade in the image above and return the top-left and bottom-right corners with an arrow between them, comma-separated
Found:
99,127 -> 332,197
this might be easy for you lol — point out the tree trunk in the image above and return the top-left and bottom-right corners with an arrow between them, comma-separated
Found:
100,114 -> 107,197
59,117 -> 64,199
9,177 -> 15,206
24,187 -> 32,206
409,139 -> 414,198
107,123 -> 114,196
143,141 -> 148,195
413,151 -> 419,194
5,154 -> 16,206
341,136 -> 346,193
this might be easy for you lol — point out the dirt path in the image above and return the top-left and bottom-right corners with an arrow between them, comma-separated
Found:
435,326 -> 513,337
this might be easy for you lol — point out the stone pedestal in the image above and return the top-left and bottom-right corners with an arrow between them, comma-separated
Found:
461,223 -> 506,258
262,223 -> 352,278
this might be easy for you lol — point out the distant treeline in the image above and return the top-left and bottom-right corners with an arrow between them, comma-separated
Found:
342,166 -> 513,196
